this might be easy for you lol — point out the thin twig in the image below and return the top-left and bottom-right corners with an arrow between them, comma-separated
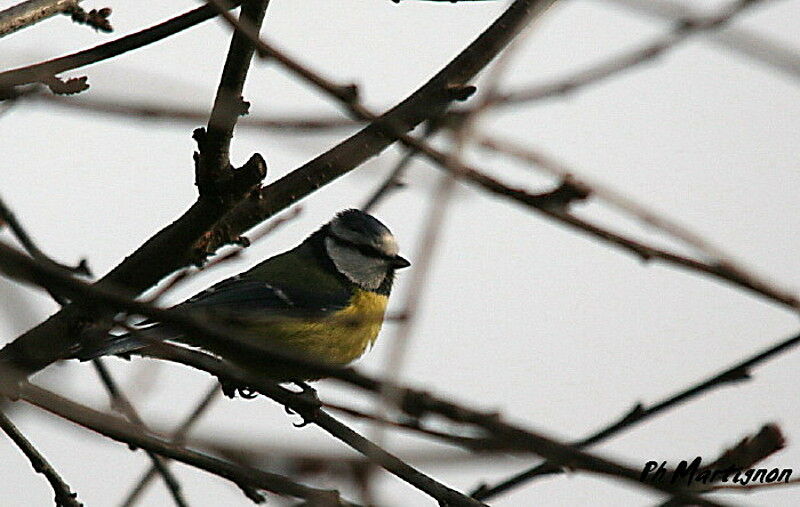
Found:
472,329 -> 800,500
122,384 -> 221,507
0,195 -> 90,276
0,0 -> 81,38
495,0 -> 774,106
475,134 -> 738,264
0,2 -> 243,90
15,383 -> 347,505
34,94 -> 357,132
604,0 -> 800,79
0,409 -> 82,506
92,359 -> 190,507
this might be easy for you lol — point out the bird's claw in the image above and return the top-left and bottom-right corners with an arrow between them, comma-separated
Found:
219,379 -> 259,399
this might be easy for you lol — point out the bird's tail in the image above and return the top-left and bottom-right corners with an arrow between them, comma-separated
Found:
72,325 -> 166,361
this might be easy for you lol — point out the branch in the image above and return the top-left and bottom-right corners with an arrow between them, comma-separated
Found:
604,0 -> 800,79
0,409 -> 82,506
0,2 -> 243,91
194,0 -> 270,197
0,0 -> 81,38
16,383 -> 348,505
495,0 -> 773,106
121,385 -> 221,507
206,0 -> 557,252
472,330 -> 800,500
92,359 -> 190,507
141,343 -> 726,507
0,196 -> 185,504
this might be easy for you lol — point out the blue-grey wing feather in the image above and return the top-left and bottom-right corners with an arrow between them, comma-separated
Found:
76,275 -> 351,360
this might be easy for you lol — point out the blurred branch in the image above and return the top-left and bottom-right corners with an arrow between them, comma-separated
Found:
0,409 -> 82,507
0,0 -> 80,38
0,194 -> 90,305
122,385 -> 220,507
0,2 -> 243,91
92,359 -> 190,507
0,0 -> 550,383
475,134 -> 731,261
495,0 -> 774,106
604,0 -> 800,79
143,344 -> 725,506
472,329 -> 800,500
473,134 -> 800,312
323,400 -> 505,452
16,383 -> 347,505
0,195 -> 186,505
35,94 -> 358,132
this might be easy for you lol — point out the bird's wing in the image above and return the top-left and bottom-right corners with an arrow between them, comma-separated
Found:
176,275 -> 352,318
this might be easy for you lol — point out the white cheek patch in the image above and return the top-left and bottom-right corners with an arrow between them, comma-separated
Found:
325,237 -> 387,290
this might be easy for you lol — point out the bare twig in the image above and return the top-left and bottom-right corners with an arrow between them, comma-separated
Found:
0,0 -> 81,38
495,0 -> 774,106
472,329 -> 800,500
92,359 -> 190,507
0,195 -> 89,277
15,383 -> 347,505
475,134 -> 733,262
604,0 -> 800,79
0,409 -> 82,506
0,2 -> 243,91
0,194 -> 90,305
122,385 -> 220,507
34,94 -> 357,132
194,0 -> 270,196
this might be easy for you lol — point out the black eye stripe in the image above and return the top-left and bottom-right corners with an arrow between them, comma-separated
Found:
329,233 -> 395,261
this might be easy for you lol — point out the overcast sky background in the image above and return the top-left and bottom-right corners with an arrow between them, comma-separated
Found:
2,0 -> 800,505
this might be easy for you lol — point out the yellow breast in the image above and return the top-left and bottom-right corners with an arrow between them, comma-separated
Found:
263,289 -> 389,368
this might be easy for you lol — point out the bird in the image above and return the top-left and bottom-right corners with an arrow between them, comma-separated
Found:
76,209 -> 410,388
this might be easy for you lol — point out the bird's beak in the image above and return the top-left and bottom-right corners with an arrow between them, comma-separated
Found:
391,255 -> 411,269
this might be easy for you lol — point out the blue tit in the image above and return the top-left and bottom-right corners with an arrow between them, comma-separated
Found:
78,209 -> 410,383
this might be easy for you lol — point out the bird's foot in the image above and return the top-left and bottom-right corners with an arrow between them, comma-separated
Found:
286,381 -> 321,428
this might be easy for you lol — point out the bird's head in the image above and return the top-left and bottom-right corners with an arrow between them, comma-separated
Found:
322,209 -> 410,291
